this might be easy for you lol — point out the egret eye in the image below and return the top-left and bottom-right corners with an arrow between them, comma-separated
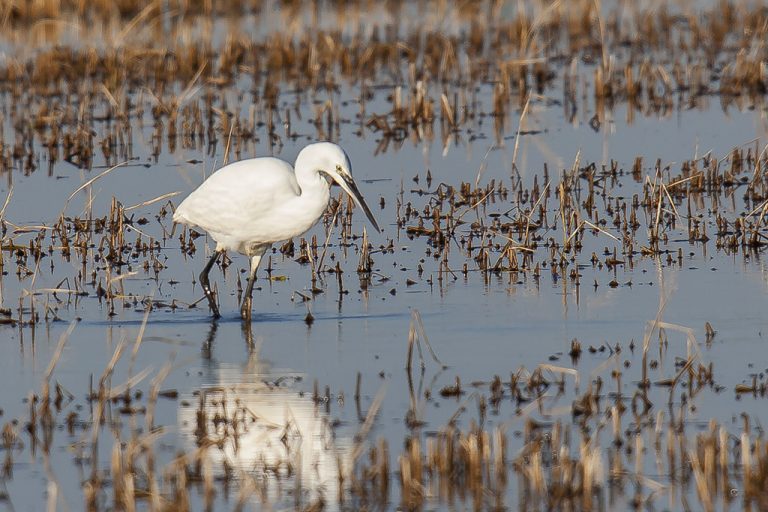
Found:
336,164 -> 343,173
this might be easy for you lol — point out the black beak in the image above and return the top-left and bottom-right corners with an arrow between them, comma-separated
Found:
337,173 -> 381,233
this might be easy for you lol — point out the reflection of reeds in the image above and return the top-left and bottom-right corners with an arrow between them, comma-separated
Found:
4,294 -> 768,510
1,2 -> 768,509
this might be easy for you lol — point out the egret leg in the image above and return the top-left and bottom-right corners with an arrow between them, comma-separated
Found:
199,251 -> 222,318
241,249 -> 267,321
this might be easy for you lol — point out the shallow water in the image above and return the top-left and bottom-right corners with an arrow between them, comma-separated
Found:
1,1 -> 768,511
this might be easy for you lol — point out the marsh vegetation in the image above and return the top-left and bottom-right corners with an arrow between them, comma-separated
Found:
0,0 -> 767,510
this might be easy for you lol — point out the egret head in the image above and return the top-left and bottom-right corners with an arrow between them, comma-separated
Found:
301,142 -> 381,233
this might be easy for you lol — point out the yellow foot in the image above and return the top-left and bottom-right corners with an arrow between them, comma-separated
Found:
240,298 -> 252,321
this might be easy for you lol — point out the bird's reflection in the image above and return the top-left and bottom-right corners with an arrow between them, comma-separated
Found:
179,321 -> 350,505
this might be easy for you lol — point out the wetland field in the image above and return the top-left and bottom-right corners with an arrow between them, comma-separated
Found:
1,0 -> 768,510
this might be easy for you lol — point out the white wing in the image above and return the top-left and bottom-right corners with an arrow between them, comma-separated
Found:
174,157 -> 300,247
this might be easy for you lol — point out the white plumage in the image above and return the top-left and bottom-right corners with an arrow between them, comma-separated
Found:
174,142 -> 380,320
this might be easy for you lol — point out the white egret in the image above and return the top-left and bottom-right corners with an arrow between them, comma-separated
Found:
173,142 -> 380,319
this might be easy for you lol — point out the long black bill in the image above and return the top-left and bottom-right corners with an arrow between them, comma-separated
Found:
337,173 -> 381,233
